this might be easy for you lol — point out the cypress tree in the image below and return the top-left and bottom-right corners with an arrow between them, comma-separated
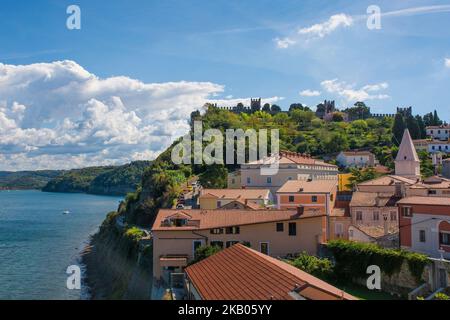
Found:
392,113 -> 406,145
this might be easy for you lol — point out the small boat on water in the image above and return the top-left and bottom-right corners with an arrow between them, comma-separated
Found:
62,210 -> 70,215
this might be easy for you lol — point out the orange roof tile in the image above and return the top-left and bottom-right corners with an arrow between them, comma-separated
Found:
397,196 -> 450,206
200,188 -> 270,200
185,244 -> 356,300
152,209 -> 324,231
277,179 -> 337,194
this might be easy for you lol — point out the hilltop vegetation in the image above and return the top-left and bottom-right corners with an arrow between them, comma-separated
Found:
0,170 -> 63,190
42,161 -> 152,195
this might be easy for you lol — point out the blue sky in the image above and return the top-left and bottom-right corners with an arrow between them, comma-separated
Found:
0,0 -> 450,169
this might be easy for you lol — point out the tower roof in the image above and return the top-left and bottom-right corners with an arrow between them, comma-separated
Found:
395,129 -> 419,162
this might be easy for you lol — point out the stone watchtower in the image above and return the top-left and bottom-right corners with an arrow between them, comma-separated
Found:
250,98 -> 262,113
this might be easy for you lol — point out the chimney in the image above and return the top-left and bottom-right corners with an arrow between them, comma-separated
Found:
297,205 -> 305,216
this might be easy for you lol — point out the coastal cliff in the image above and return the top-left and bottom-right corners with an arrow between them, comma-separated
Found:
82,211 -> 153,299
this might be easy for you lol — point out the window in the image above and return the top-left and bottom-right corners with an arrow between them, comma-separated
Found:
260,242 -> 269,255
330,194 -> 334,202
225,226 -> 240,234
276,223 -> 284,232
402,207 -> 412,217
267,177 -> 272,184
226,241 -> 239,248
211,241 -> 224,248
312,196 -> 318,203
231,178 -> 235,184
373,212 -> 380,221
428,190 -> 437,195
356,211 -> 363,221
193,240 -> 203,256
210,228 -> 223,234
246,177 -> 251,184
288,222 -> 297,236
440,233 -> 450,246
390,211 -> 397,221
288,177 -> 293,181
419,230 -> 426,243
288,195 -> 295,203
335,223 -> 344,237
217,201 -> 222,208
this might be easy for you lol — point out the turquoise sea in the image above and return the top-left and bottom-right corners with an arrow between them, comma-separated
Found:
0,190 -> 122,300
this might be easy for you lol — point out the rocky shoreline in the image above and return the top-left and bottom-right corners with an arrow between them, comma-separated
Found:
81,224 -> 153,300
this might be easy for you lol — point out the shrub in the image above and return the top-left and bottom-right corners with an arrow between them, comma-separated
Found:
190,245 -> 222,264
288,252 -> 333,279
434,292 -> 450,300
327,240 -> 428,282
124,226 -> 145,242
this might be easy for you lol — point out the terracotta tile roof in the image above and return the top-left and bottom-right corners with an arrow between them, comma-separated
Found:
185,244 -> 356,300
426,125 -> 450,129
351,225 -> 398,239
152,209 -> 324,231
246,151 -> 337,168
200,188 -> 270,200
218,199 -> 264,210
357,175 -> 417,186
410,176 -> 450,190
397,196 -> 450,206
331,208 -> 349,217
277,180 -> 337,194
350,192 -> 401,207
341,151 -> 374,156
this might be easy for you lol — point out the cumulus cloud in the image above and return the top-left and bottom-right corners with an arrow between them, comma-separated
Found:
298,14 -> 353,39
274,37 -> 296,49
320,79 -> 389,102
0,60 -> 278,170
274,13 -> 353,48
446,58 -> 450,68
299,89 -> 321,97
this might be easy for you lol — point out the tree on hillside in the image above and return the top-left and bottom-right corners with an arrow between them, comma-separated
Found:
271,104 -> 282,114
289,103 -> 310,112
199,164 -> 228,188
415,115 -> 426,139
346,167 -> 378,190
392,113 -> 406,145
405,115 -> 421,139
344,102 -> 371,121
433,110 -> 443,126
331,112 -> 345,122
262,103 -> 271,112
291,109 -> 315,128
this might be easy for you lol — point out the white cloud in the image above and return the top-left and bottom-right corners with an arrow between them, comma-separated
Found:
445,58 -> 450,68
0,60 -> 278,170
320,79 -> 389,102
298,14 -> 353,39
299,89 -> 321,97
274,37 -> 296,49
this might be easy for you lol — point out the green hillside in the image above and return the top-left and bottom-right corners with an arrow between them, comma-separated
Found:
0,170 -> 63,190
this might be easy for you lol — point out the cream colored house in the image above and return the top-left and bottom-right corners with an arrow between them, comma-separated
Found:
240,151 -> 338,194
336,151 -> 376,168
198,188 -> 272,209
151,208 -> 326,281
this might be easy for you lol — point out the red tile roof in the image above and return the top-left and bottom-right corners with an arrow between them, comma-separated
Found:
397,196 -> 450,206
277,179 -> 337,194
185,244 -> 356,300
200,188 -> 270,200
152,209 -> 324,231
